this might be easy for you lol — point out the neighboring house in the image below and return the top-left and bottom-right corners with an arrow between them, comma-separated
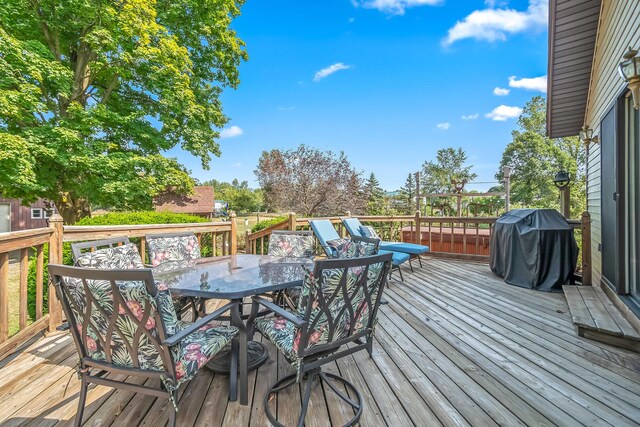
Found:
153,186 -> 215,219
547,0 -> 640,313
0,197 -> 54,233
214,200 -> 228,216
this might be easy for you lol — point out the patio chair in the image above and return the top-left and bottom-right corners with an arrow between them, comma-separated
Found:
48,265 -> 238,427
309,219 -> 410,281
267,230 -> 315,309
145,232 -> 201,267
70,237 -> 133,263
252,253 -> 392,427
341,217 -> 430,270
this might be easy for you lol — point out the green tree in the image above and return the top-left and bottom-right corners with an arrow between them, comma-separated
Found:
398,173 -> 416,214
365,173 -> 386,215
496,96 -> 585,217
0,0 -> 248,223
421,147 -> 478,194
201,178 -> 264,214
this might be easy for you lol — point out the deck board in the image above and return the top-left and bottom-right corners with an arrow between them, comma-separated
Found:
1,258 -> 640,426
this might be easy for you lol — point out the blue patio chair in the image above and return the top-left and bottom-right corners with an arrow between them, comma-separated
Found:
309,219 -> 410,281
341,217 -> 430,271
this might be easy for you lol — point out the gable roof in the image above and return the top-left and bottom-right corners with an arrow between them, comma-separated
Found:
547,0 -> 602,138
153,186 -> 215,215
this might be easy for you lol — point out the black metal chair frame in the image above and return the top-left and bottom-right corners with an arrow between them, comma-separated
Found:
70,237 -> 132,262
252,253 -> 392,427
48,264 -> 237,427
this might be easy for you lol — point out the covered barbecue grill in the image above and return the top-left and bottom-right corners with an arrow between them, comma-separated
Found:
490,209 -> 578,291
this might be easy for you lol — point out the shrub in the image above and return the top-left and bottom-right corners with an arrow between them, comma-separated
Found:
27,211 -> 215,320
250,216 -> 287,253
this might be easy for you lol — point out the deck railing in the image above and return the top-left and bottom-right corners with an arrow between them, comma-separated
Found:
0,214 -> 236,360
245,211 -> 592,281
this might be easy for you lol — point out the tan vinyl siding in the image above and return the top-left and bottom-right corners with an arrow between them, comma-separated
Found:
584,0 -> 640,285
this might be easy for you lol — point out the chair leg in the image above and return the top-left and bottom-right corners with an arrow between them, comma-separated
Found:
409,258 -> 414,272
398,266 -> 404,282
418,256 -> 423,268
167,389 -> 178,427
296,373 -> 317,427
74,372 -> 88,427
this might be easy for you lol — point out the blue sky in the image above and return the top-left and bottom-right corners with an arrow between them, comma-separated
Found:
168,0 -> 549,191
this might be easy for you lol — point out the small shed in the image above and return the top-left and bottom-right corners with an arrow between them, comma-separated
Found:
153,186 -> 215,219
0,197 -> 54,233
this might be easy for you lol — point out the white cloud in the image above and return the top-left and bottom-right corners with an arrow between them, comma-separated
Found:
493,87 -> 510,96
348,17 -> 355,23
443,0 -> 547,46
220,125 -> 243,138
485,105 -> 522,121
462,113 -> 480,120
351,0 -> 442,16
436,122 -> 450,130
508,75 -> 547,92
313,63 -> 352,82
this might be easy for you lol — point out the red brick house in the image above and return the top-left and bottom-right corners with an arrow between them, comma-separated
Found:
153,186 -> 216,219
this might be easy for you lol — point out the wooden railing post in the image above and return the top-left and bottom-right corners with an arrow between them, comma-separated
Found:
581,211 -> 592,286
245,230 -> 251,254
230,211 -> 237,255
414,211 -> 421,245
0,252 -> 8,342
288,212 -> 297,231
48,214 -> 64,332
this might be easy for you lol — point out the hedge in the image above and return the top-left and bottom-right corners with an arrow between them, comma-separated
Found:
27,211 -> 215,320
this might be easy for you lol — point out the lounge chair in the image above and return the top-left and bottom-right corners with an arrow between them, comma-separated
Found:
341,217 -> 429,269
309,219 -> 410,281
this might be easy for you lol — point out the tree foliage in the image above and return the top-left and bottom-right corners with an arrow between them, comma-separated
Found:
397,173 -> 416,214
201,178 -> 264,214
365,173 -> 386,215
255,145 -> 365,216
421,147 -> 478,194
0,0 -> 247,223
496,96 -> 585,217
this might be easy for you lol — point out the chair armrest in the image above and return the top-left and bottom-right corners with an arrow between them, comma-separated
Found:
163,301 -> 237,347
252,296 -> 306,327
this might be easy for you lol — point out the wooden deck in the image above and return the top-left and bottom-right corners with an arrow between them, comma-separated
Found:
1,259 -> 640,426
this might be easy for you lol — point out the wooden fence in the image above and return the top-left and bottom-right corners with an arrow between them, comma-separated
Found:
0,214 -> 236,360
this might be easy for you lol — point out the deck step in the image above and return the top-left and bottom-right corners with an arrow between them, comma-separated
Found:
563,285 -> 640,352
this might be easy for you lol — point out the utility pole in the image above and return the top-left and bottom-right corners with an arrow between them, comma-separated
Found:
503,165 -> 511,212
414,171 -> 421,215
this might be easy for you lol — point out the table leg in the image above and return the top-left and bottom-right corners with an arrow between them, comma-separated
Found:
229,339 -> 238,402
231,300 -> 249,405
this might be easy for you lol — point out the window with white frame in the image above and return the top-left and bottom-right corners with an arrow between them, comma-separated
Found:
31,208 -> 43,219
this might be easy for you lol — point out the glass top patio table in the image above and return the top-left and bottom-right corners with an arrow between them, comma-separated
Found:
152,254 -> 313,299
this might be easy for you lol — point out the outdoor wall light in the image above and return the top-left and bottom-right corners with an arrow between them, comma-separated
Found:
553,170 -> 571,189
619,47 -> 640,109
579,124 -> 599,145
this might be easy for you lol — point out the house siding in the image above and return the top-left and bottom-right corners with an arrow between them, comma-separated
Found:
584,0 -> 640,285
0,198 -> 51,232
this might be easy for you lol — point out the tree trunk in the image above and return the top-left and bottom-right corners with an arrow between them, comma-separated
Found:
56,193 -> 91,224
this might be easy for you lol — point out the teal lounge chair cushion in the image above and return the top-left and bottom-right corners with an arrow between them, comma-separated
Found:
379,242 -> 430,255
378,249 -> 410,266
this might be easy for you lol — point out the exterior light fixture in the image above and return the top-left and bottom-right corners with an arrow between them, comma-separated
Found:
554,170 -> 571,218
579,124 -> 599,145
553,170 -> 571,189
619,47 -> 640,109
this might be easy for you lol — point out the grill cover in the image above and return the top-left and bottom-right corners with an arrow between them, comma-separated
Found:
490,209 -> 578,291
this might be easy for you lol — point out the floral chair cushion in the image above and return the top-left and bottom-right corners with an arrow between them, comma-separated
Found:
326,238 -> 377,259
62,276 -> 236,387
75,243 -> 145,269
268,233 -> 315,258
148,234 -> 201,267
256,260 -> 385,377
